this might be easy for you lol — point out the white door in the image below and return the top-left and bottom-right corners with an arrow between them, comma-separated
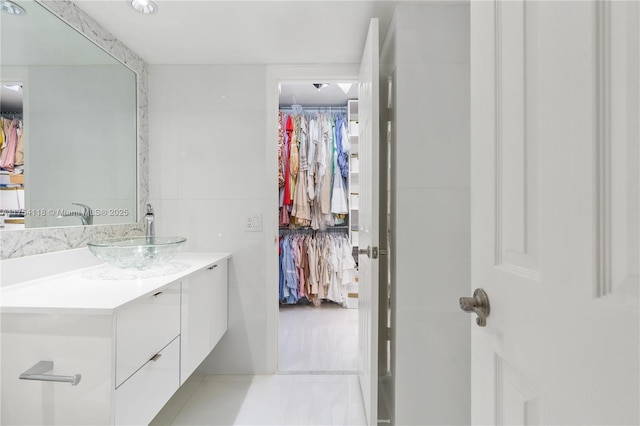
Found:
470,1 -> 639,424
358,18 -> 380,426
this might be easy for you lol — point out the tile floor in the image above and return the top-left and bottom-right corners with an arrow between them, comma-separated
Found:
279,303 -> 359,372
151,304 -> 365,425
150,374 -> 367,426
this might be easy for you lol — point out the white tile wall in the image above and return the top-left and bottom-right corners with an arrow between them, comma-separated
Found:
149,65 -> 269,374
385,4 -> 471,425
394,312 -> 470,425
205,286 -> 270,373
395,188 -> 470,313
395,64 -> 470,189
395,4 -> 470,65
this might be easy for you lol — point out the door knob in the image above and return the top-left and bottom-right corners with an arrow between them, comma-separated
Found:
459,288 -> 490,327
357,246 -> 384,259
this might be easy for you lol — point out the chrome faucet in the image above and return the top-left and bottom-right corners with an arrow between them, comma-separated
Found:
70,203 -> 93,226
144,203 -> 155,238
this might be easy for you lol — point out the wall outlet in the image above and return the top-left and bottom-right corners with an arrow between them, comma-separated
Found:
245,214 -> 262,232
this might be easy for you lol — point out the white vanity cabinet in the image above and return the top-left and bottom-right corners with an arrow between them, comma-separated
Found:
0,252 -> 230,426
180,259 -> 228,384
114,283 -> 182,425
116,284 -> 181,387
115,335 -> 181,425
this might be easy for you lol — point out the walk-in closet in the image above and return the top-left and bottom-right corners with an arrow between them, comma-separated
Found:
0,82 -> 25,230
278,82 -> 360,372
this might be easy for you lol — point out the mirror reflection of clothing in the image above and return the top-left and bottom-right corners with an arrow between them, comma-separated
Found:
0,118 -> 20,171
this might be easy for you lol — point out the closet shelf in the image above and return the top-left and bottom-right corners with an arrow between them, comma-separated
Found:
347,99 -> 359,304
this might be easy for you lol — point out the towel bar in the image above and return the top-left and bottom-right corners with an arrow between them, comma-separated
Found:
19,361 -> 81,386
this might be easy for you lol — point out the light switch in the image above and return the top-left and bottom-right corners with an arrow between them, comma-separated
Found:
245,214 -> 262,232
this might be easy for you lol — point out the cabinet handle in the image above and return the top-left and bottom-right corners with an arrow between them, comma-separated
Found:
149,353 -> 162,362
153,291 -> 163,297
208,265 -> 218,270
19,361 -> 81,386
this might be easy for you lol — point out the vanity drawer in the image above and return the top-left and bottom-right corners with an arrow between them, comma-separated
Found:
115,283 -> 180,387
114,336 -> 180,426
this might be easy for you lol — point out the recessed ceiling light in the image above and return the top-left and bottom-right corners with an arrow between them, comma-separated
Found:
130,0 -> 158,15
337,83 -> 353,95
313,83 -> 330,91
1,0 -> 26,15
3,84 -> 22,92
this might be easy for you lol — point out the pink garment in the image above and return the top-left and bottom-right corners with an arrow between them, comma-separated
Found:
280,205 -> 290,226
0,119 -> 19,171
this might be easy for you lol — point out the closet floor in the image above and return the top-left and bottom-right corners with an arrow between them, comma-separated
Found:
279,303 -> 358,372
150,374 -> 367,425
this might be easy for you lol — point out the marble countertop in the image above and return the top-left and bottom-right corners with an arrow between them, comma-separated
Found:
1,252 -> 231,315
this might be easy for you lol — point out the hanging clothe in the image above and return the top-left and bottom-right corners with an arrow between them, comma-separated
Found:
283,115 -> 294,207
278,107 -> 350,230
280,235 -> 299,304
278,232 -> 356,307
0,118 -> 20,172
277,105 -> 354,308
278,112 -> 285,187
336,114 -> 349,179
292,115 -> 311,226
331,152 -> 349,215
14,123 -> 24,166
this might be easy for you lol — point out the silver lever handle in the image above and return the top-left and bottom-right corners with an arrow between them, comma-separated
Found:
459,288 -> 490,327
357,246 -> 386,259
358,246 -> 371,257
19,361 -> 81,386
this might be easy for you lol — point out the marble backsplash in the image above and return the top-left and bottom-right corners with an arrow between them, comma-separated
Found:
0,0 -> 149,260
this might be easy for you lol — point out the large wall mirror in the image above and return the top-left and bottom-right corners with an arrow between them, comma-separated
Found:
0,0 -> 137,229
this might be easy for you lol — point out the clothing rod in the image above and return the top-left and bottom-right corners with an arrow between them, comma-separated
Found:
279,106 -> 347,111
279,226 -> 349,235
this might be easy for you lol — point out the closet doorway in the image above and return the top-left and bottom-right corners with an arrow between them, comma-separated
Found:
0,80 -> 26,230
277,81 -> 360,373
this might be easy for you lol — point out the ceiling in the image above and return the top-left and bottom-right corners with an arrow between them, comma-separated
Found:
279,82 -> 358,107
70,0 -> 411,105
71,0 -> 406,65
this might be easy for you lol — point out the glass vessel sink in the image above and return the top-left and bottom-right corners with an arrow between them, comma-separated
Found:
87,236 -> 187,270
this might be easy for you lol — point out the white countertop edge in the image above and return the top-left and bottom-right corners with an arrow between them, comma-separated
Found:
1,252 -> 231,315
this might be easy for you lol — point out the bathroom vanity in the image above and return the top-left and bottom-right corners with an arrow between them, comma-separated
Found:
1,251 -> 230,425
